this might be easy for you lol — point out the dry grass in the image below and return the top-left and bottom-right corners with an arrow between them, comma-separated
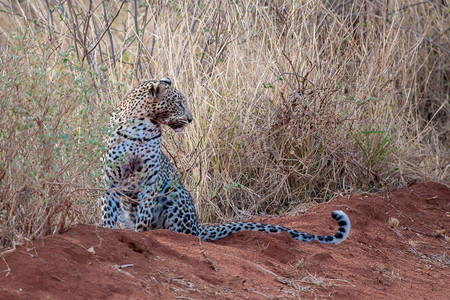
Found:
0,0 -> 448,248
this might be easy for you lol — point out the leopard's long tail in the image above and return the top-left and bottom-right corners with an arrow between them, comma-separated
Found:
198,210 -> 350,245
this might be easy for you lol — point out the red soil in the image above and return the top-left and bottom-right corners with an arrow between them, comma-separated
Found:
1,182 -> 449,299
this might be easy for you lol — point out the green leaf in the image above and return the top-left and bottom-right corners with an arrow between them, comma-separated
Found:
225,183 -> 242,191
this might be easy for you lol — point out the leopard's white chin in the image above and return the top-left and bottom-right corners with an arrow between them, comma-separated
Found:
174,127 -> 185,133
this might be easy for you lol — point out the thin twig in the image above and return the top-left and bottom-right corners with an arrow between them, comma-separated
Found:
83,0 -> 127,62
2,257 -> 11,276
177,0 -> 201,77
201,250 -> 217,271
133,0 -> 143,77
82,0 -> 94,61
44,0 -> 55,29
102,0 -> 116,68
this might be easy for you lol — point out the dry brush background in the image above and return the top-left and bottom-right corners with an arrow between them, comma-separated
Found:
0,0 -> 448,249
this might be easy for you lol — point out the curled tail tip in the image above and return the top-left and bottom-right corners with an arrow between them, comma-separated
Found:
331,210 -> 351,244
332,210 -> 350,223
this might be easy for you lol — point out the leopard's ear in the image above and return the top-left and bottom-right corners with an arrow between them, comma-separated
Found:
152,81 -> 167,101
159,77 -> 172,85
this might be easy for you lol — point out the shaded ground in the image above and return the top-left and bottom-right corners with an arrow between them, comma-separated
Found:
1,182 -> 449,299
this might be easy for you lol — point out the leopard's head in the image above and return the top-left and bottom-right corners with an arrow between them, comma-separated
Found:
127,78 -> 193,132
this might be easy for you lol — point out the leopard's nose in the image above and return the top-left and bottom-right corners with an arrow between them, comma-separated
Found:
187,112 -> 193,123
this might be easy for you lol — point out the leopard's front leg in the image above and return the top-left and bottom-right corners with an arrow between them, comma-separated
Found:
101,187 -> 121,229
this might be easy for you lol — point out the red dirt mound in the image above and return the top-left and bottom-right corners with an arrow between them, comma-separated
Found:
1,182 -> 449,299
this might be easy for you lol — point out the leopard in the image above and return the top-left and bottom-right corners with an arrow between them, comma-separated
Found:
100,78 -> 351,244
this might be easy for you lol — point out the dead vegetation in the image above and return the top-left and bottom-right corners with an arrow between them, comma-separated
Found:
0,1 -> 448,249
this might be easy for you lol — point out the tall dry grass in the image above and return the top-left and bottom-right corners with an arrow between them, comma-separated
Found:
0,0 -> 448,248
